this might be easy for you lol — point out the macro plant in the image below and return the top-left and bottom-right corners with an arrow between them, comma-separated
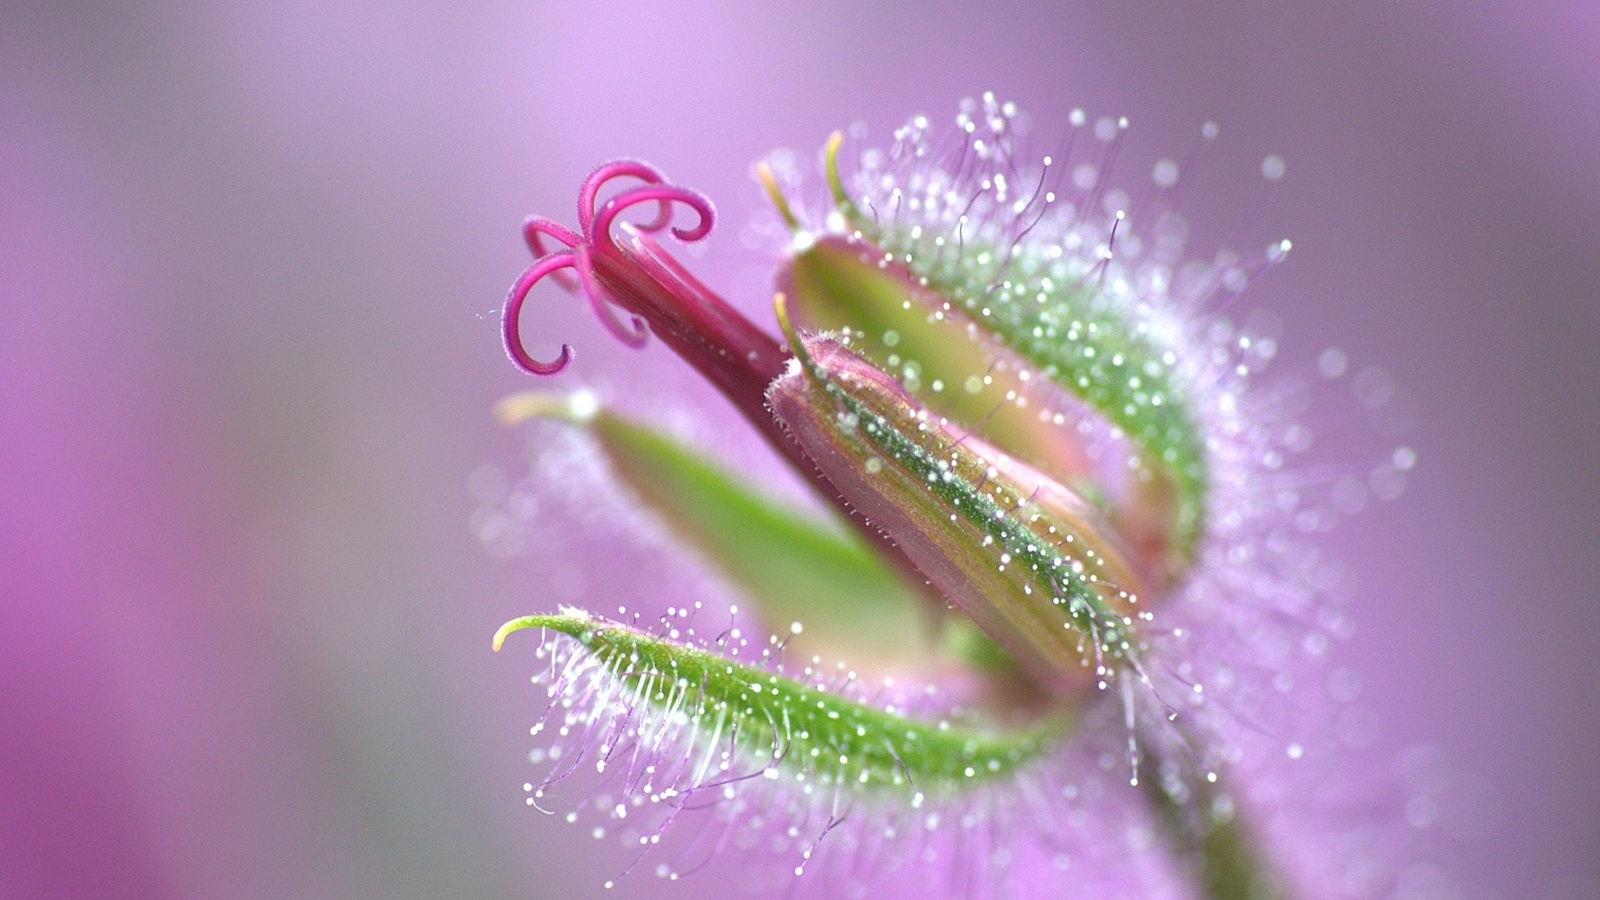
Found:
490,95 -> 1409,898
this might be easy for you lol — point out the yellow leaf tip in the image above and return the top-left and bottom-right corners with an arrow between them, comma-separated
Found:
495,389 -> 601,427
492,617 -> 531,652
756,161 -> 800,231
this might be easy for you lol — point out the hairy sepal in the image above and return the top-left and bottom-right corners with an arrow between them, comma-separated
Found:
495,613 -> 1064,797
780,236 -> 1178,590
496,391 -> 940,668
815,131 -> 1209,575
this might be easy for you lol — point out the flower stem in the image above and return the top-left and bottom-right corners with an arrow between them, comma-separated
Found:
1137,732 -> 1289,900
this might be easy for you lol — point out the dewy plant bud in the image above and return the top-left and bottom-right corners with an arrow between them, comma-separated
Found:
770,133 -> 1195,587
489,93 -> 1405,898
767,302 -> 1149,695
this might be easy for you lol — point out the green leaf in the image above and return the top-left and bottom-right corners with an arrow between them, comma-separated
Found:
498,392 -> 945,668
495,612 -> 1067,793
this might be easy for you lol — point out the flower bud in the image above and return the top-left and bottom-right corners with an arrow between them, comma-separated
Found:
498,99 -> 1319,897
767,142 -> 1210,590
778,230 -> 1183,590
768,305 -> 1151,694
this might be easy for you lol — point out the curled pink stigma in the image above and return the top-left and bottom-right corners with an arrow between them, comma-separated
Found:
521,216 -> 581,290
503,250 -> 579,375
591,183 -> 715,244
576,159 -> 676,237
521,215 -> 580,255
502,160 -> 718,377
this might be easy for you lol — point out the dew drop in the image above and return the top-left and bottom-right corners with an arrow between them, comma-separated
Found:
1318,348 -> 1349,378
1393,445 -> 1418,470
1152,159 -> 1179,188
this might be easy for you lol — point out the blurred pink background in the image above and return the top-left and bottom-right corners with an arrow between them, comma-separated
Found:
3,2 -> 1596,897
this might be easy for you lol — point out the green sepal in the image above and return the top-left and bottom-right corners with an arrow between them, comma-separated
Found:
498,392 -> 960,668
780,235 -> 1200,584
768,137 -> 1209,579
495,612 -> 1068,790
781,236 -> 1099,495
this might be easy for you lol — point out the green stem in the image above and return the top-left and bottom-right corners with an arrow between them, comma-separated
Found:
1137,729 -> 1290,900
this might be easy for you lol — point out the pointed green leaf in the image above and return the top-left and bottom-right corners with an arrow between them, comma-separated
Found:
495,612 -> 1066,792
499,392 -> 943,667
